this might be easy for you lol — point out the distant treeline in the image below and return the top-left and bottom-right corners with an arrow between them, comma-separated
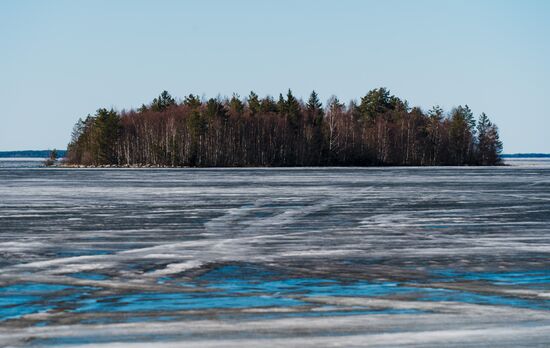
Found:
500,153 -> 550,158
0,150 -> 67,158
66,88 -> 503,166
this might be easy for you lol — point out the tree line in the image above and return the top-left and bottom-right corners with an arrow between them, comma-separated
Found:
66,88 -> 503,166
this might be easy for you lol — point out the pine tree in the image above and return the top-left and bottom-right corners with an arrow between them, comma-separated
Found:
427,106 -> 444,160
205,98 -> 226,119
151,90 -> 176,112
247,91 -> 261,116
92,108 -> 121,165
260,96 -> 277,113
49,149 -> 58,161
477,113 -> 502,165
184,94 -> 201,109
307,90 -> 324,124
277,93 -> 286,114
286,89 -> 301,130
486,124 -> 503,165
228,94 -> 244,116
307,91 -> 325,164
358,87 -> 393,122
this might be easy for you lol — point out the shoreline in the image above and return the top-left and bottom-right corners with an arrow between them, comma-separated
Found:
56,163 -> 507,169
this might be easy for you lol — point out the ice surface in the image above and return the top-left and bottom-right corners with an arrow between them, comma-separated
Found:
0,162 -> 549,346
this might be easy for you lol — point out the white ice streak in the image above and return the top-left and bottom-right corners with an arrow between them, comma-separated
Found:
1,301 -> 550,348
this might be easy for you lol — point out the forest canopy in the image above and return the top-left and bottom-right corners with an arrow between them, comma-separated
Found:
66,89 -> 503,167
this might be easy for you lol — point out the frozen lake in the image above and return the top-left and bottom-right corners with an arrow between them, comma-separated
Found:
0,161 -> 549,347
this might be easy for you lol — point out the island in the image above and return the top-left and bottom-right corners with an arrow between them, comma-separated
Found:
66,88 -> 503,167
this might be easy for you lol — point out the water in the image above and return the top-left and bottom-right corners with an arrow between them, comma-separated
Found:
0,160 -> 549,347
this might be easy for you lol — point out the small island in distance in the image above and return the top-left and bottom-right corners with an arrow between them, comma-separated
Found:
66,88 -> 503,167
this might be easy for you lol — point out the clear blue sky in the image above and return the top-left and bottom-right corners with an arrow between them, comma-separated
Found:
1,0 -> 549,152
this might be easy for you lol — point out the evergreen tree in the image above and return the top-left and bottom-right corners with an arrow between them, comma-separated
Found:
151,90 -> 176,112
426,106 -> 444,164
463,105 -> 476,134
44,148 -> 58,166
307,90 -> 324,123
486,123 -> 503,165
477,113 -> 502,165
286,89 -> 301,129
307,91 -> 326,164
188,109 -> 207,166
228,94 -> 244,116
449,106 -> 475,165
70,118 -> 85,144
184,94 -> 201,109
260,96 -> 277,113
49,149 -> 58,161
247,91 -> 261,116
205,98 -> 226,119
477,113 -> 488,163
277,93 -> 286,114
92,108 -> 121,165
358,87 -> 394,121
